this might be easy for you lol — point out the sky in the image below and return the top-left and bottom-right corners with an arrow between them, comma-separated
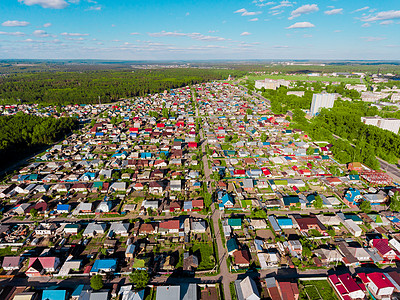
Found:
0,0 -> 399,60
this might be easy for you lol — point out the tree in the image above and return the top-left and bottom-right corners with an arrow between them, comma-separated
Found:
302,246 -> 312,258
243,115 -> 248,123
313,196 -> 323,209
390,191 -> 400,212
30,208 -> 38,218
306,147 -> 315,155
327,229 -> 336,237
90,275 -> 104,290
129,270 -> 149,289
359,200 -> 372,213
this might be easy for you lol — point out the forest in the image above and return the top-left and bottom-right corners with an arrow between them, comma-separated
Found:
0,68 -> 245,105
290,100 -> 400,169
0,114 -> 78,170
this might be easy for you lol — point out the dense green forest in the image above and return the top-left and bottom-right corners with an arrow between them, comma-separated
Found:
0,68 -> 245,105
0,114 -> 78,170
290,100 -> 400,169
258,83 -> 361,114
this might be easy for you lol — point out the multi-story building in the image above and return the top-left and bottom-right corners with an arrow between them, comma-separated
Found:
255,78 -> 290,90
309,93 -> 336,116
361,116 -> 400,134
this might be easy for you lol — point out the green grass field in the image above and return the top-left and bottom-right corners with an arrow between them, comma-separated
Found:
192,243 -> 215,270
245,74 -> 361,84
300,280 -> 339,300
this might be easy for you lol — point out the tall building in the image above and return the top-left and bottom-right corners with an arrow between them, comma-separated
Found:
361,116 -> 400,134
310,93 -> 336,116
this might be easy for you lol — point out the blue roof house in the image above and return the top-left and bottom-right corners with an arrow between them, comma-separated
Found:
277,218 -> 293,229
90,259 -> 117,275
344,188 -> 363,206
221,193 -> 234,209
42,290 -> 67,300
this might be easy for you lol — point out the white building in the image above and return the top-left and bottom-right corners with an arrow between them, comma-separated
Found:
310,93 -> 336,116
255,78 -> 290,90
361,116 -> 400,134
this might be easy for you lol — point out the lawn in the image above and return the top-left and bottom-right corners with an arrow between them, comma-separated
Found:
191,243 -> 215,270
300,280 -> 339,300
241,199 -> 252,208
246,74 -> 361,84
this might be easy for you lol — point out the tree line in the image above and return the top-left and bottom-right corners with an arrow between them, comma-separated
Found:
290,100 -> 400,169
0,68 -> 245,105
0,114 -> 78,169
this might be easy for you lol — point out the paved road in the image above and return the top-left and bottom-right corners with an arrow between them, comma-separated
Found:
194,89 -> 232,300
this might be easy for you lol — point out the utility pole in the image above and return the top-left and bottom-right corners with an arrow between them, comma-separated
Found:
98,96 -> 101,105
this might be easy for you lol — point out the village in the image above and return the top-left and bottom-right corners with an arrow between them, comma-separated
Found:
1,80 -> 400,300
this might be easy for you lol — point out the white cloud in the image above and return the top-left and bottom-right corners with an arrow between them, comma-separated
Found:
353,6 -> 369,13
234,8 -> 247,13
361,36 -> 386,42
286,21 -> 315,29
324,8 -> 343,15
33,29 -> 50,37
234,8 -> 261,16
303,34 -> 312,38
86,5 -> 101,11
270,1 -> 293,10
18,0 -> 69,9
361,23 -> 370,27
43,23 -> 52,27
361,10 -> 400,22
240,32 -> 251,36
289,4 -> 319,20
380,20 -> 393,25
255,1 -> 275,7
2,20 -> 30,27
61,32 -> 89,36
186,12 -> 190,16
273,45 -> 289,48
148,31 -> 228,41
249,18 -> 259,21
130,32 -> 140,35
0,31 -> 26,36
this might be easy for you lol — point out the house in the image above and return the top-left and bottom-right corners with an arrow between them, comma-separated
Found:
220,193 -> 234,209
370,239 -> 398,261
294,216 -> 326,233
142,200 -> 159,210
156,286 -> 180,300
183,253 -> 199,272
159,220 -> 180,235
2,256 -> 22,270
139,223 -> 157,235
56,204 -> 71,214
228,218 -> 242,230
348,162 -> 363,172
276,218 -> 293,229
227,237 -> 239,255
277,281 -> 299,300
191,220 -> 207,233
314,249 -> 343,264
95,201 -> 112,213
364,272 -> 395,300
125,244 -> 136,259
90,259 -> 117,275
64,224 -> 80,235
119,288 -> 144,300
42,290 -> 67,300
109,222 -> 130,236
234,276 -> 260,300
233,250 -> 251,267
149,182 -> 164,194
83,223 -> 106,237
26,257 -> 60,276
329,273 -> 365,300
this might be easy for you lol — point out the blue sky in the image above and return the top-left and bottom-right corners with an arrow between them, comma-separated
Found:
0,0 -> 399,60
